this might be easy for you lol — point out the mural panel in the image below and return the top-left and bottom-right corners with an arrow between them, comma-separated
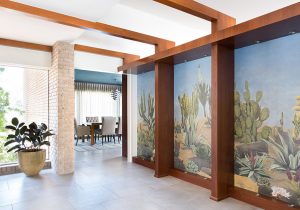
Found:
234,33 -> 300,206
174,57 -> 212,178
137,71 -> 155,161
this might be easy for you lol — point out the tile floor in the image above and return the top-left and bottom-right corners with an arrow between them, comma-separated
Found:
0,146 -> 261,210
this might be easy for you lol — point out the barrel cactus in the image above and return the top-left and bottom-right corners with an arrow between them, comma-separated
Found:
234,81 -> 271,143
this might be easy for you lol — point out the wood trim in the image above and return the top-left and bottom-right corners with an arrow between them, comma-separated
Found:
132,156 -> 155,170
210,43 -> 234,201
121,74 -> 127,157
154,0 -> 234,22
74,44 -> 135,59
230,187 -> 295,210
0,0 -> 174,48
0,38 -> 140,61
0,38 -> 52,52
118,2 -> 300,72
170,169 -> 211,190
154,62 -> 174,177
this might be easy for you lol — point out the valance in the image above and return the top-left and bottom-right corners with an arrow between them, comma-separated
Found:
75,82 -> 121,92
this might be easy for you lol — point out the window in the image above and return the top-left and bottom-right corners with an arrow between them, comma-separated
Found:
75,82 -> 121,124
0,65 -> 49,165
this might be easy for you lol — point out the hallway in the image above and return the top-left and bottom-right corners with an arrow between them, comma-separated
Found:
0,147 -> 260,210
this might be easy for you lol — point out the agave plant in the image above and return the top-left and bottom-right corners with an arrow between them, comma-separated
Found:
4,117 -> 53,152
262,132 -> 300,181
236,152 -> 270,182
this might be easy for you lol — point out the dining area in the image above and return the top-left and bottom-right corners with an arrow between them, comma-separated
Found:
74,116 -> 122,146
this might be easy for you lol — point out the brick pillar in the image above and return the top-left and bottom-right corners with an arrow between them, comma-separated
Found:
49,41 -> 74,175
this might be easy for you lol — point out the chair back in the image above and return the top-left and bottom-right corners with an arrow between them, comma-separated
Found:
117,117 -> 122,135
102,117 -> 117,135
86,116 -> 99,123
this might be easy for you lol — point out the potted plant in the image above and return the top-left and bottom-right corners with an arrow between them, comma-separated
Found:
4,117 -> 54,176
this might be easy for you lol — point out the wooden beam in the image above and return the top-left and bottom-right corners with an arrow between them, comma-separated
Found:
0,38 -> 52,52
74,44 -> 137,59
0,38 -> 140,62
118,2 -> 300,73
154,0 -> 234,22
0,0 -> 174,49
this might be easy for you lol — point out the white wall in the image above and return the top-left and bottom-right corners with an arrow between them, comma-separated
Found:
0,45 -> 51,68
74,51 -> 122,73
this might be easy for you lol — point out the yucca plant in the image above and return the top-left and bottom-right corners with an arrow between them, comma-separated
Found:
236,152 -> 270,182
262,132 -> 300,182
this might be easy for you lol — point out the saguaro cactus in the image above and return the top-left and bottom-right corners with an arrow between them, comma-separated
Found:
234,81 -> 271,143
178,91 -> 199,146
138,92 -> 155,132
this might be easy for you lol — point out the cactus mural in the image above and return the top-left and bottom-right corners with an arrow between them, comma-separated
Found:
234,81 -> 271,143
174,57 -> 212,178
234,33 -> 300,207
137,71 -> 155,161
178,91 -> 198,146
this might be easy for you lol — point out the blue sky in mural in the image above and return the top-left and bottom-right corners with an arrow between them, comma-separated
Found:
137,70 -> 155,99
174,57 -> 211,120
235,33 -> 300,128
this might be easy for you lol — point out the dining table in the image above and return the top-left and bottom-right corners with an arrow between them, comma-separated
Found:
87,122 -> 119,145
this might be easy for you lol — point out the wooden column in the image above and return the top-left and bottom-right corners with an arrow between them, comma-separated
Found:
154,62 -> 174,177
122,74 -> 128,157
210,43 -> 234,200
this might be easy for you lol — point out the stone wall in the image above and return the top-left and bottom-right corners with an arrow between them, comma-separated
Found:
49,42 -> 74,175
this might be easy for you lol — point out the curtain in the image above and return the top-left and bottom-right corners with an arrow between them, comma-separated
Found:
75,82 -> 122,124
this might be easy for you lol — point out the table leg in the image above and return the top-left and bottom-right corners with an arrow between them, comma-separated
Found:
91,124 -> 95,145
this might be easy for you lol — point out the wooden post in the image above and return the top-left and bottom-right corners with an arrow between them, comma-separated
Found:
154,62 -> 174,177
210,43 -> 234,200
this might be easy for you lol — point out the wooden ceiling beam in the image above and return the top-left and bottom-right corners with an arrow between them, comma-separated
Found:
154,0 -> 234,21
0,38 -> 140,62
0,38 -> 52,52
0,0 -> 174,50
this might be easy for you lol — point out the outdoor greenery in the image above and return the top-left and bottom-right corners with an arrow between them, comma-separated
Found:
4,117 -> 53,152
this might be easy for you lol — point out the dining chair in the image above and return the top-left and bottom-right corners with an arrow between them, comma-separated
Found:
95,117 -> 117,145
74,119 -> 91,146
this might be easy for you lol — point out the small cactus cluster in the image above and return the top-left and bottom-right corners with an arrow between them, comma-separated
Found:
178,91 -> 198,146
234,81 -> 271,143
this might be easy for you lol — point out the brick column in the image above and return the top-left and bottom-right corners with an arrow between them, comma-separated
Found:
49,41 -> 75,175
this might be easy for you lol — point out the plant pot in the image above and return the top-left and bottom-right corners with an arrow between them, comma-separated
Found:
18,149 -> 46,176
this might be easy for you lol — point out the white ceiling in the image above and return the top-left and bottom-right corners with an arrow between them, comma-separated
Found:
1,0 -> 299,58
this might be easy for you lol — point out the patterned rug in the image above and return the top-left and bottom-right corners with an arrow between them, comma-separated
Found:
74,140 -> 122,152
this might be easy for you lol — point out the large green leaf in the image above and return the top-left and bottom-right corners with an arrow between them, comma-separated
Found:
7,145 -> 20,153
5,125 -> 16,130
4,140 -> 17,146
11,117 -> 19,126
